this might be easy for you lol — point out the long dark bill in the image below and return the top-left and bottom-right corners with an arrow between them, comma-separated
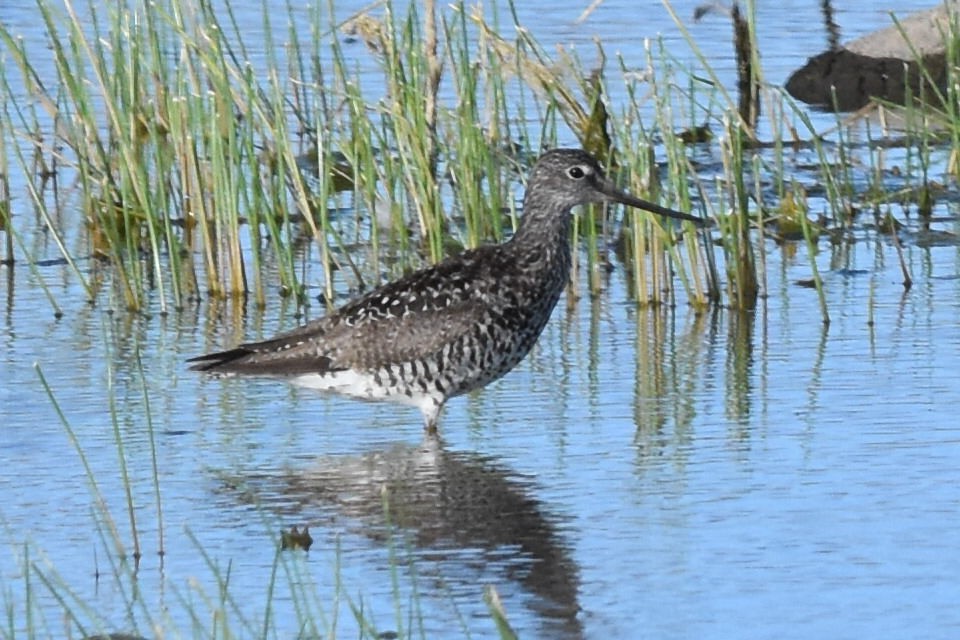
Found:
597,176 -> 707,227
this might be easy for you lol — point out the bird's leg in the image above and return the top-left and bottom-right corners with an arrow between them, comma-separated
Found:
422,400 -> 444,437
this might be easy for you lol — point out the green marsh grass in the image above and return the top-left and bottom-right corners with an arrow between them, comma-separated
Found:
0,0 -> 716,316
5,0 -> 959,317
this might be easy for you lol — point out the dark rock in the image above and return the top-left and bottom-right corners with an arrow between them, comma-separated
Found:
785,48 -> 946,111
785,3 -> 955,110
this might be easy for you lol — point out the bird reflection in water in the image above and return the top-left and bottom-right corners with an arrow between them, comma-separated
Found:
231,437 -> 582,638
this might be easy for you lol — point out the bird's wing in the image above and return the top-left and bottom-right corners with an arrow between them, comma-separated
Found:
188,297 -> 488,376
322,295 -> 488,369
188,247 -> 503,376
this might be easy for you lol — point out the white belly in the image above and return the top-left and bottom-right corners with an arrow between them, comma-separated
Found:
287,369 -> 437,412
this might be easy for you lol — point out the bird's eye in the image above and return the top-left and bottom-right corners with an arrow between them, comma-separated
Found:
567,166 -> 587,179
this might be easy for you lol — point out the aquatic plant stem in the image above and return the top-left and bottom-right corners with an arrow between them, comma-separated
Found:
136,349 -> 165,557
34,364 -> 125,556
106,347 -> 142,562
799,206 -> 829,325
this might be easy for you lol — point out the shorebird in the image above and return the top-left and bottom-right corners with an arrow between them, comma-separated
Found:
189,148 -> 705,433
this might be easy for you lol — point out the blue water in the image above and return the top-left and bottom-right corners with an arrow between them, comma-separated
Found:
2,1 -> 960,639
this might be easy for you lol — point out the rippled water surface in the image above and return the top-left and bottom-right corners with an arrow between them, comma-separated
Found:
2,1 -> 960,639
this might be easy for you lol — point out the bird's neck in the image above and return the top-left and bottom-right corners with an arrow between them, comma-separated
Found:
507,200 -> 574,292
512,191 -> 575,245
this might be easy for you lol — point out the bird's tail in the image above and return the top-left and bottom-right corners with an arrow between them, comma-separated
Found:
187,347 -> 255,373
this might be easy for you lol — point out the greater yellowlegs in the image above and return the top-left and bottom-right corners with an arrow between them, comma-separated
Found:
189,148 -> 704,433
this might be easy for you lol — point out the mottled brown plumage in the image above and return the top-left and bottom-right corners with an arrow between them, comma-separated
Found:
189,148 -> 704,433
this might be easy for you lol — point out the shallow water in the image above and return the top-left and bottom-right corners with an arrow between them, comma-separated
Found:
3,1 -> 960,639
